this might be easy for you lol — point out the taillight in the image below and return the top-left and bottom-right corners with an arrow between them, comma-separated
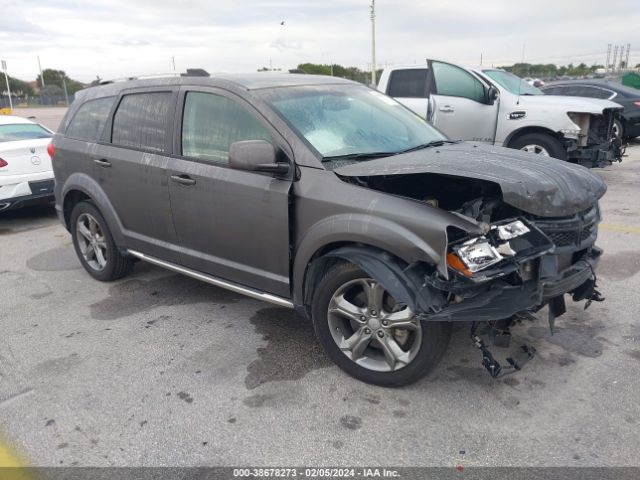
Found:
0,158 -> 7,168
634,101 -> 640,107
47,142 -> 55,159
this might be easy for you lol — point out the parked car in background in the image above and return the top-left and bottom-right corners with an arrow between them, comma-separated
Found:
378,61 -> 624,167
542,80 -> 640,141
0,115 -> 55,211
53,73 -> 606,386
524,77 -> 545,88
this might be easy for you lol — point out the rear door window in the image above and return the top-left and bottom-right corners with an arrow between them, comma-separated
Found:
432,62 -> 486,103
387,69 -> 428,98
181,91 -> 272,164
65,97 -> 115,141
578,86 -> 614,99
111,92 -> 173,152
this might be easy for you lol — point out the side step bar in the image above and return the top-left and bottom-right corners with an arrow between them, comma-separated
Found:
127,249 -> 294,309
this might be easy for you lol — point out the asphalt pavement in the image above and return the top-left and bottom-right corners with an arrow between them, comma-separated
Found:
1,108 -> 639,467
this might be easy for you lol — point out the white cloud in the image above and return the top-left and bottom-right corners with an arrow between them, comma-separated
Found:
1,0 -> 638,83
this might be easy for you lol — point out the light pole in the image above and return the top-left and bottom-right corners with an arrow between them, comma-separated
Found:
38,55 -> 45,87
370,0 -> 376,86
1,59 -> 12,112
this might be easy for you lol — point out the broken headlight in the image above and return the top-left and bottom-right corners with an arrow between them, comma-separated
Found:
493,220 -> 529,240
451,237 -> 503,275
447,220 -> 534,277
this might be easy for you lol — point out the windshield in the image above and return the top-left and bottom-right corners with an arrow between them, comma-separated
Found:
482,70 -> 543,96
261,85 -> 446,159
0,123 -> 52,143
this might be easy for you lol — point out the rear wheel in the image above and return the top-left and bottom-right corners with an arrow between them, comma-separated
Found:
509,132 -> 567,160
312,262 -> 451,386
70,201 -> 134,281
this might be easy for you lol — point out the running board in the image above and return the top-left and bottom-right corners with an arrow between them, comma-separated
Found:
127,249 -> 294,309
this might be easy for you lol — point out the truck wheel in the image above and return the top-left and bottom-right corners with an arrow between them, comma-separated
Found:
311,261 -> 451,387
612,119 -> 624,141
70,201 -> 134,281
509,133 -> 567,160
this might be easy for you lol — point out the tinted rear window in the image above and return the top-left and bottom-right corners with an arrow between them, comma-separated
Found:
0,124 -> 52,143
65,96 -> 115,141
111,92 -> 172,152
387,69 -> 428,98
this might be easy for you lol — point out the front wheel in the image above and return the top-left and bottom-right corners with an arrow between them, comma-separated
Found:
612,118 -> 624,141
509,132 -> 567,160
312,262 -> 451,387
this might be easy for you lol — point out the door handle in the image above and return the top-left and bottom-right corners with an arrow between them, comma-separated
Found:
439,105 -> 455,113
94,158 -> 111,168
170,174 -> 196,186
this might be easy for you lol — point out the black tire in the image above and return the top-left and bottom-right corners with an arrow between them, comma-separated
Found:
70,201 -> 134,281
509,132 -> 567,160
612,118 -> 624,141
311,262 -> 452,387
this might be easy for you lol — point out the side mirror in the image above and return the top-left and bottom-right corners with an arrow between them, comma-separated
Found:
229,140 -> 289,175
487,86 -> 499,104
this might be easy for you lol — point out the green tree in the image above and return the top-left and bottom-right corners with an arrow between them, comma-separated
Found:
36,69 -> 85,94
39,84 -> 64,96
294,63 -> 381,85
5,75 -> 34,96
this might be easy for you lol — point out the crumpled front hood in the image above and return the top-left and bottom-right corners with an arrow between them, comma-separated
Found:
334,142 -> 607,217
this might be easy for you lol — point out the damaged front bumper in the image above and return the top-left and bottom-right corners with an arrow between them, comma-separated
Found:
565,138 -> 624,168
418,220 -> 602,323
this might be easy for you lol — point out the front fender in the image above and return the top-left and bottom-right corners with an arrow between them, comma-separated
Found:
60,172 -> 126,247
322,245 -> 444,314
292,213 -> 445,306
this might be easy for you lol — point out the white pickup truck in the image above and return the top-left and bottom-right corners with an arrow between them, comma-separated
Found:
378,60 -> 624,167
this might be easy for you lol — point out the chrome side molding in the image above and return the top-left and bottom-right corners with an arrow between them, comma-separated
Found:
127,249 -> 294,309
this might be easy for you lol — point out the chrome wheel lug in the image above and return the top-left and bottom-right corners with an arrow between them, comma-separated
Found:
364,328 -> 371,335
382,320 -> 388,326
360,315 -> 367,322
377,330 -> 384,338
370,310 -> 377,316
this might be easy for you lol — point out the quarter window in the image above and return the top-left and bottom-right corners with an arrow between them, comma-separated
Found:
65,97 -> 115,142
181,92 -> 272,164
112,92 -> 172,152
387,69 -> 428,98
432,62 -> 486,103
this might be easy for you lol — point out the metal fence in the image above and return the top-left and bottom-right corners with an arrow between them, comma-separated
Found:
0,94 -> 75,109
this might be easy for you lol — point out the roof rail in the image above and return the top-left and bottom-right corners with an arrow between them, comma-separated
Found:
94,72 -> 180,86
91,68 -> 210,87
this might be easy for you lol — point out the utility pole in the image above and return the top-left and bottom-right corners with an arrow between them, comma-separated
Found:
480,53 -> 483,66
370,0 -> 376,86
62,77 -> 69,106
37,55 -> 45,87
625,44 -> 631,71
172,56 -> 176,73
606,44 -> 612,72
612,45 -> 619,73
2,59 -> 13,112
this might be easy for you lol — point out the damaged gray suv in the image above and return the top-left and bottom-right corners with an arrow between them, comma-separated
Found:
52,73 -> 606,386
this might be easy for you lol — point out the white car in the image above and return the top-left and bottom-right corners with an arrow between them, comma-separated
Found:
0,115 -> 54,211
378,60 -> 623,167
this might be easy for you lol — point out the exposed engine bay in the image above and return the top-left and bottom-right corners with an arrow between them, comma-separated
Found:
338,171 -> 605,377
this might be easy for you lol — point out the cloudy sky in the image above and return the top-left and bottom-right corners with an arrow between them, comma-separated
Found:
2,0 -> 639,83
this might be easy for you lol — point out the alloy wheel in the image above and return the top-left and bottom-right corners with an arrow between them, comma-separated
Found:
76,213 -> 108,271
520,144 -> 550,156
327,278 -> 422,372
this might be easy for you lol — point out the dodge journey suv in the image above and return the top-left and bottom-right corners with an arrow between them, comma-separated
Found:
52,73 -> 606,386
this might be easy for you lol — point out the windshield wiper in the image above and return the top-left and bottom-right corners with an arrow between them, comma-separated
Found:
321,140 -> 459,162
321,151 -> 397,162
399,139 -> 458,154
